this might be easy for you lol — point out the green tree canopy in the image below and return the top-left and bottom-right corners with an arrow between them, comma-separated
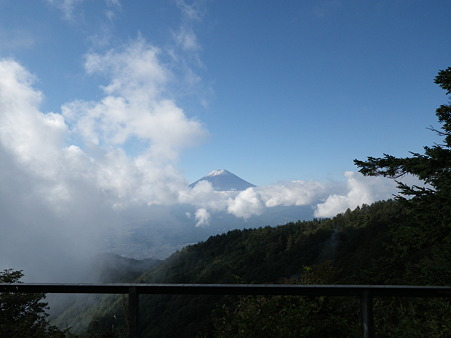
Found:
354,67 -> 451,225
0,269 -> 69,337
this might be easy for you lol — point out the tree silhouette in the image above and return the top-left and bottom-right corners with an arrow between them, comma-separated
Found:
0,269 -> 69,337
354,67 -> 451,226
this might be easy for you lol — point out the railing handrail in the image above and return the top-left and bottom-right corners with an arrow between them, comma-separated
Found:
1,283 -> 451,296
2,283 -> 451,338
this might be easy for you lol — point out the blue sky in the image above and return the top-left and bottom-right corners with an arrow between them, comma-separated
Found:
0,0 -> 449,186
186,0 -> 450,184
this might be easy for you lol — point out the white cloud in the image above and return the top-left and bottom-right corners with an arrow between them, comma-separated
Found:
0,40 -> 207,279
0,39 -> 207,213
176,0 -> 203,22
222,181 -> 333,219
0,59 -> 121,281
195,208 -> 210,227
65,39 -> 206,162
179,180 -> 231,211
0,60 -> 66,178
179,172 -> 411,222
314,171 -> 407,218
227,188 -> 265,219
105,0 -> 121,21
258,180 -> 330,207
179,177 -> 341,220
174,28 -> 200,52
46,0 -> 85,20
0,39 -> 204,191
84,41 -> 167,98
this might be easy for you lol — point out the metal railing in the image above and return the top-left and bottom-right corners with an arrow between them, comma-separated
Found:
1,283 -> 451,338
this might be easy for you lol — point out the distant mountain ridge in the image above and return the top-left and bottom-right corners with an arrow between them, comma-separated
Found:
189,169 -> 256,191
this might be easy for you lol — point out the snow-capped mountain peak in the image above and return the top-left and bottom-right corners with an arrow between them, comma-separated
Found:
206,169 -> 228,177
190,169 -> 256,191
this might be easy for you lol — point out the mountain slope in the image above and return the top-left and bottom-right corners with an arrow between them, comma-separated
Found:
54,199 -> 451,337
189,169 -> 256,191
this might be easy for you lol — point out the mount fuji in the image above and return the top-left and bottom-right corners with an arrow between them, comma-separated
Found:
190,169 -> 256,191
107,170 -> 316,259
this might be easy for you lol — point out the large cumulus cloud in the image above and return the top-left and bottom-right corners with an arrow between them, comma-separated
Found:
313,171 -> 398,217
0,38 -> 207,280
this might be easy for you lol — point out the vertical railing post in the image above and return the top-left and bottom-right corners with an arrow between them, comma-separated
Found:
360,289 -> 374,338
128,286 -> 139,338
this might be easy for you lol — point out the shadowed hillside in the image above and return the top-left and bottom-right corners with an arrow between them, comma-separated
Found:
51,199 -> 450,337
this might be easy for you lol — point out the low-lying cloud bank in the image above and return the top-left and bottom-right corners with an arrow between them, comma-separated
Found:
182,171 -> 407,225
0,46 -> 419,280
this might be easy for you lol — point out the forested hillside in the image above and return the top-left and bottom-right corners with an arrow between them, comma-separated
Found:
62,198 -> 448,337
